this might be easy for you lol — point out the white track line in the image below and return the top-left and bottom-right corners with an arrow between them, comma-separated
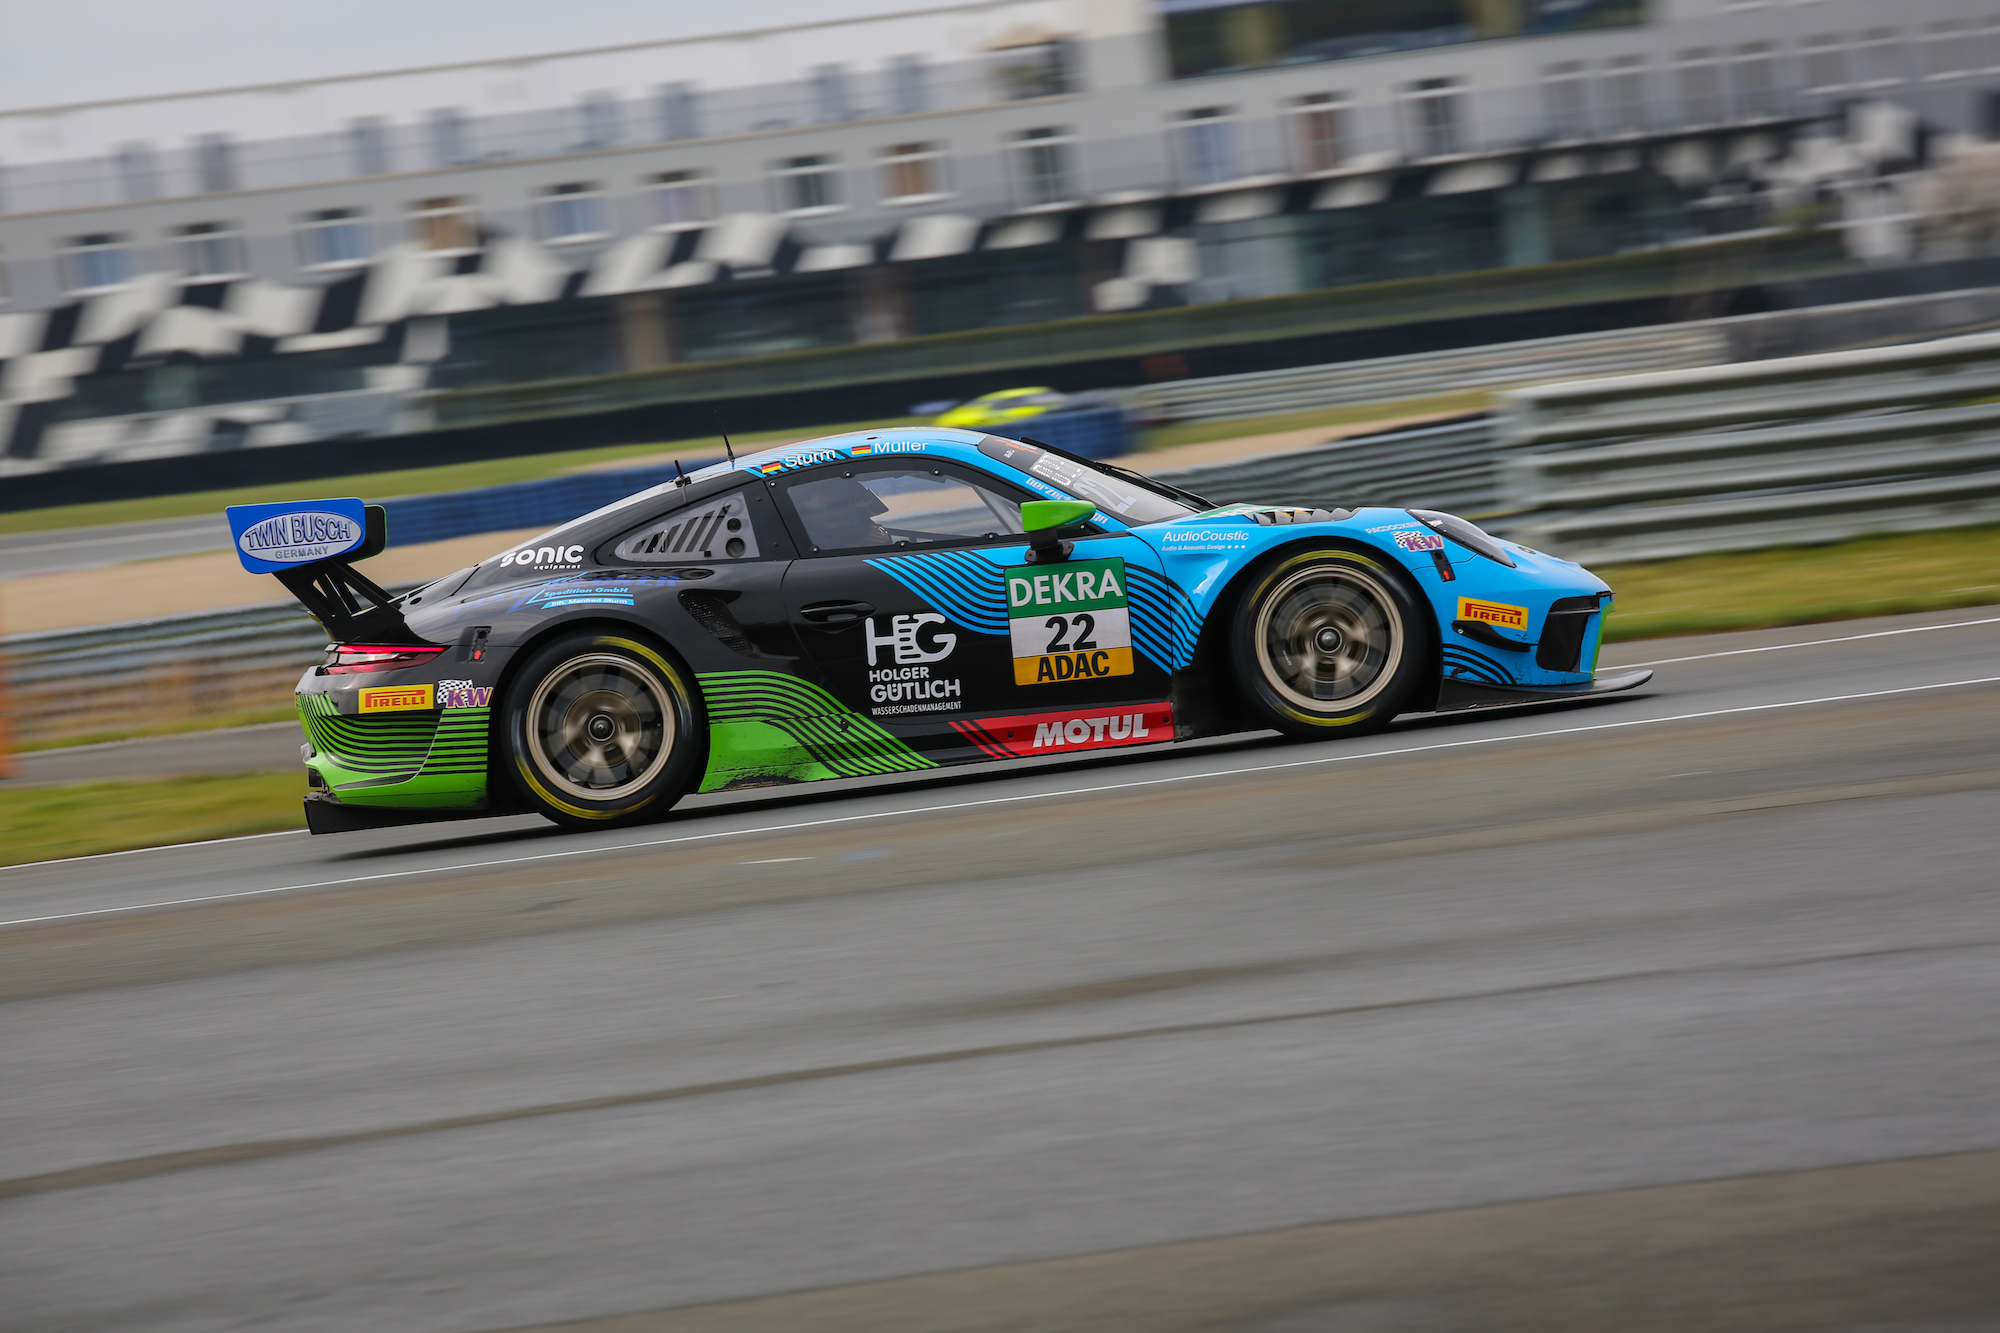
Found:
6,673 -> 1998,930
1616,615 -> 2000,667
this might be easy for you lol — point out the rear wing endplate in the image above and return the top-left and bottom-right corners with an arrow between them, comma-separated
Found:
225,499 -> 424,645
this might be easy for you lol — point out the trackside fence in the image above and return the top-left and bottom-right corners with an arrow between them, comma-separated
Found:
1496,329 -> 2000,563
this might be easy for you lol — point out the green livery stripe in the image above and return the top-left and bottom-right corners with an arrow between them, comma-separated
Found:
299,693 -> 439,779
422,711 -> 492,775
698,670 -> 936,780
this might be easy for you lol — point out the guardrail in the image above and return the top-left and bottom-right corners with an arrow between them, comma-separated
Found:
1154,415 -> 1500,514
1122,324 -> 1725,425
1497,329 -> 2000,563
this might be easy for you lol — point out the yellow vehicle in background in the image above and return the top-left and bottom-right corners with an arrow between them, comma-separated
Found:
934,386 -> 1073,428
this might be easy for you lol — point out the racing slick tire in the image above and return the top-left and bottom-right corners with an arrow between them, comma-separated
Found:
501,630 -> 705,830
1228,546 -> 1428,740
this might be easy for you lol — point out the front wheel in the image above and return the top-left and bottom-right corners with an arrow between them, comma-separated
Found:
501,631 -> 704,829
1229,548 -> 1428,739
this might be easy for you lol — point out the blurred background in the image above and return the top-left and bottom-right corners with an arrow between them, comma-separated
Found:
3,4 -> 2000,1329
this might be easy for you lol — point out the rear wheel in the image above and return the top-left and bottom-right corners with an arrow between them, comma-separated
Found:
1229,547 -> 1427,739
502,631 -> 703,829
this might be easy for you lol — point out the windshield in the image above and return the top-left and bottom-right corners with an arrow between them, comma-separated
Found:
977,435 -> 1205,526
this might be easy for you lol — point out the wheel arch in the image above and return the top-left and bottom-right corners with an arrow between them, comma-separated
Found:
1191,535 -> 1443,726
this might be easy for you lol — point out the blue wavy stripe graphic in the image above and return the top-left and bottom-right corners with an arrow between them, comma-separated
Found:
1125,566 -> 1202,672
865,551 -> 1009,635
1441,645 -> 1516,686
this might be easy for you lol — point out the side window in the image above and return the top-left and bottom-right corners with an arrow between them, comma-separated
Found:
612,490 -> 762,562
783,466 -> 1028,554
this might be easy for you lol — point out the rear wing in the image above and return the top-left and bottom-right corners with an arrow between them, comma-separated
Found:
225,499 -> 425,645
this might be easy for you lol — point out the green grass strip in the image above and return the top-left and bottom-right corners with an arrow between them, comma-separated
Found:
1601,523 -> 2000,641
0,771 -> 304,867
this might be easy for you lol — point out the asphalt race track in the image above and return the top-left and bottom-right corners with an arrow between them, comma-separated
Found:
4,607 -> 1999,1333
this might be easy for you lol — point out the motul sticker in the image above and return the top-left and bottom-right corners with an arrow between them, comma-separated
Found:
1004,557 -> 1134,685
950,702 -> 1173,760
1457,597 -> 1529,630
359,684 -> 435,712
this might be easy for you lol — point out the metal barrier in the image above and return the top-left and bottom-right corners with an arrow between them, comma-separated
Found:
1497,329 -> 2000,564
1154,416 -> 1500,514
1123,325 -> 1727,425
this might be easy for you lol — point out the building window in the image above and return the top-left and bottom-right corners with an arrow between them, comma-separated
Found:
535,182 -> 607,241
1803,34 -> 1850,92
1732,43 -> 1778,117
579,93 -> 620,149
298,208 -> 370,267
1175,106 -> 1238,186
60,233 -> 131,292
194,134 -> 237,193
347,117 -> 391,177
1288,93 -> 1347,173
879,142 -> 949,202
1401,78 -> 1462,158
772,155 -> 841,213
889,55 -> 928,115
1926,21 -> 1971,79
1855,29 -> 1906,86
646,170 -> 713,228
658,83 -> 701,141
429,108 -> 471,167
991,39 -> 1072,100
176,221 -> 243,277
1010,126 -> 1074,207
1542,62 -> 1591,139
812,65 -> 853,123
115,143 -> 160,201
408,196 -> 479,252
1602,55 -> 1650,132
1677,49 -> 1723,124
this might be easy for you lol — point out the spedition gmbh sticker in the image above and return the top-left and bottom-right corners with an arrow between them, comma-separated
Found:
1004,557 -> 1134,686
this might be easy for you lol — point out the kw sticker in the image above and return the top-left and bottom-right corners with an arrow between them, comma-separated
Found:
359,684 -> 434,712
1457,597 -> 1529,630
950,702 -> 1174,760
1005,557 -> 1134,685
1393,530 -> 1445,552
438,679 -> 493,709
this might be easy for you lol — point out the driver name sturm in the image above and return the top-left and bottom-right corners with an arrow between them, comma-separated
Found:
1005,557 -> 1133,685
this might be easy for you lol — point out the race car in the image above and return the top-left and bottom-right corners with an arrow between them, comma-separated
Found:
226,428 -> 1651,834
933,386 -> 1072,428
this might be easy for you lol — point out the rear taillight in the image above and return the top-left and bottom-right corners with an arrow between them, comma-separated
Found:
323,644 -> 447,675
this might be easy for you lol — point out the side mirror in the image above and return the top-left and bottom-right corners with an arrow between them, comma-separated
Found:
1019,499 -> 1096,565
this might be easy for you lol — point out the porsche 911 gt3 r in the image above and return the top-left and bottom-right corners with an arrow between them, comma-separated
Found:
226,428 -> 1651,834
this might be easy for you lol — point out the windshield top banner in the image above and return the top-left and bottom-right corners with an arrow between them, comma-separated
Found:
226,498 -> 367,574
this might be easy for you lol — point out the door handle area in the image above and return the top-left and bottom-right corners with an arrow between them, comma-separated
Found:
799,599 -> 875,626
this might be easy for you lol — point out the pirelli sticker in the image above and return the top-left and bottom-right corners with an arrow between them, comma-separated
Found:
359,684 -> 435,712
1457,597 -> 1529,631
1005,557 -> 1134,686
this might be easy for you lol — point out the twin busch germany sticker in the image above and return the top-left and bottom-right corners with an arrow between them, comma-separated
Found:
1004,557 -> 1135,686
1457,597 -> 1529,630
359,684 -> 434,712
950,702 -> 1173,760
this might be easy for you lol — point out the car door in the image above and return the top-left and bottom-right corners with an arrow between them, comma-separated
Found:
770,458 -> 1173,765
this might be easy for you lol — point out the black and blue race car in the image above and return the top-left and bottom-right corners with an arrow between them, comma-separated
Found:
226,428 -> 1651,834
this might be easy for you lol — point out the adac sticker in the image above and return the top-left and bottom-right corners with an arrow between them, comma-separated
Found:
1393,530 -> 1445,552
359,683 -> 434,713
1457,597 -> 1529,630
1003,557 -> 1133,685
226,498 -> 366,574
